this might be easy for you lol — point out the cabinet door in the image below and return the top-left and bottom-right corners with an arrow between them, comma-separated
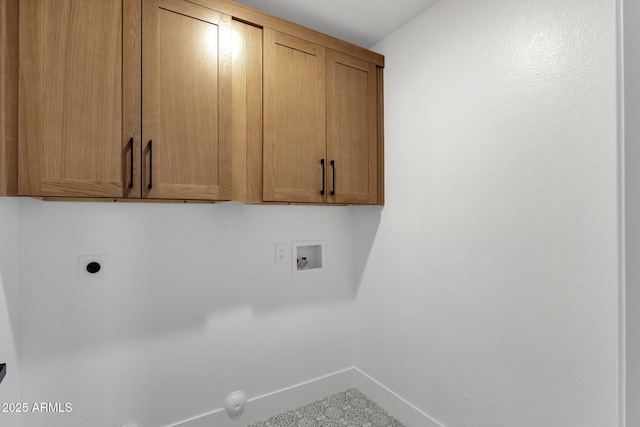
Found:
142,0 -> 232,200
326,50 -> 378,204
19,0 -> 141,198
231,20 -> 263,204
1,0 -> 18,196
263,29 -> 326,203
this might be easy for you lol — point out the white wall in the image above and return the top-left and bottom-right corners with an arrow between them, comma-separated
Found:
0,198 -> 20,426
16,199 -> 357,427
3,0 -> 627,425
624,0 -> 640,424
356,0 -> 621,426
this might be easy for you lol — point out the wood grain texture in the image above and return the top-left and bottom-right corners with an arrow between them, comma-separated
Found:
244,22 -> 264,203
39,196 -> 218,204
231,21 -> 248,202
19,0 -> 128,197
16,0 -> 384,204
123,0 -> 142,198
263,28 -> 326,203
0,0 -> 18,196
18,0 -> 42,195
143,0 -> 232,200
326,50 -> 378,205
377,66 -> 385,205
186,0 -> 383,67
231,20 -> 263,203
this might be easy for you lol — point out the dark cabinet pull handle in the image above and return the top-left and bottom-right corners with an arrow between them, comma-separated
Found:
330,160 -> 335,196
320,159 -> 325,196
148,140 -> 153,189
128,137 -> 134,189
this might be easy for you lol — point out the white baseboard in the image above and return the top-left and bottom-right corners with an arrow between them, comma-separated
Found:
354,368 -> 445,427
166,367 -> 443,427
166,368 -> 356,427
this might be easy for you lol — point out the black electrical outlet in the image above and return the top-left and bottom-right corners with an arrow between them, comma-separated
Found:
86,262 -> 101,274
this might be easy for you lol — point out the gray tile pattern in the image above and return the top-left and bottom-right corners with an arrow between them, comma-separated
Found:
247,388 -> 406,427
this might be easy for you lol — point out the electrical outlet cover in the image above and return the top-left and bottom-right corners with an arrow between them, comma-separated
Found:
275,243 -> 288,264
78,255 -> 108,281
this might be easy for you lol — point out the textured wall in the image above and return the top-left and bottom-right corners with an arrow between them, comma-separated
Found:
355,0 -> 621,425
0,198 -> 20,426
3,0 -> 626,425
625,0 -> 640,424
16,199 -> 357,427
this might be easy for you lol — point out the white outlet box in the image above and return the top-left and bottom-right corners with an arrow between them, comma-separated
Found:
78,255 -> 108,281
275,243 -> 288,264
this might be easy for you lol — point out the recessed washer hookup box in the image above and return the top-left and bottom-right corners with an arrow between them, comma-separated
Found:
292,240 -> 325,275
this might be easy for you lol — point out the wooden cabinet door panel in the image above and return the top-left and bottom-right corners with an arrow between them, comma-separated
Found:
231,20 -> 263,203
1,0 -> 19,196
263,29 -> 326,203
327,50 -> 378,204
142,0 -> 232,200
19,0 -> 140,197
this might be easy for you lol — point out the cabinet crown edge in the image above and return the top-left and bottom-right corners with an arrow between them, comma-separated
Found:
189,0 -> 385,67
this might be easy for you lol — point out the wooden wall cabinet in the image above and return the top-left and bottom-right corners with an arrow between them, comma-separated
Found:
19,0 -> 232,201
17,0 -> 384,204
263,29 -> 327,204
231,19 -> 263,204
19,0 -> 141,198
142,0 -> 232,200
261,29 -> 382,205
0,0 -> 18,196
326,50 -> 379,205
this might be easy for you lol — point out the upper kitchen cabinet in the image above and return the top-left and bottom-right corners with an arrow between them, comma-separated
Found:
327,50 -> 379,205
261,29 -> 382,205
231,18 -> 263,203
263,29 -> 327,204
19,0 -> 232,201
19,0 -> 141,198
1,0 -> 18,196
17,0 -> 383,204
142,0 -> 232,200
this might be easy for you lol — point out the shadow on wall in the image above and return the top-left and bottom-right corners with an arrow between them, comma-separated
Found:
16,198 -> 376,360
0,272 -> 19,395
14,197 -> 386,426
0,198 -> 20,408
352,206 -> 383,288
